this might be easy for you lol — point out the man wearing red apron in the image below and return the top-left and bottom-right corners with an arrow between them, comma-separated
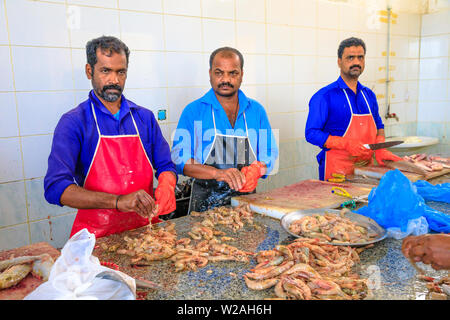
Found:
44,36 -> 177,238
305,37 -> 402,181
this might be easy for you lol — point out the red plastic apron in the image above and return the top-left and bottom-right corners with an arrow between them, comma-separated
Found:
70,102 -> 158,238
324,89 -> 377,181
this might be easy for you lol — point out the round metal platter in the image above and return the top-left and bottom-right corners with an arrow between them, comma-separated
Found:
280,208 -> 387,247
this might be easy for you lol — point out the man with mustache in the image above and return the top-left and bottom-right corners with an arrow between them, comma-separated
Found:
171,47 -> 278,213
305,37 -> 401,181
44,36 -> 177,238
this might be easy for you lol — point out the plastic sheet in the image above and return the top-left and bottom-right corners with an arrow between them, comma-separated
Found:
413,180 -> 450,203
24,229 -> 136,300
356,169 -> 450,238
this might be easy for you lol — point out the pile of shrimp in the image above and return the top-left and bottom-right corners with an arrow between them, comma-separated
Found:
244,238 -> 369,300
190,204 -> 255,232
117,221 -> 178,264
116,205 -> 256,272
288,209 -> 378,244
171,204 -> 256,272
417,275 -> 450,300
171,238 -> 254,272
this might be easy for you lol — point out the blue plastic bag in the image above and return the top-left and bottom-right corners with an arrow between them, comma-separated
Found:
356,169 -> 450,237
413,180 -> 450,203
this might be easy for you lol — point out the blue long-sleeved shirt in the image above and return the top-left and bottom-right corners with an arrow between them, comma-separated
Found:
305,76 -> 384,179
171,89 -> 278,177
44,90 -> 177,206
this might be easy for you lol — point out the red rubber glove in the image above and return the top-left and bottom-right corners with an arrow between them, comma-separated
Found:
154,171 -> 177,216
325,135 -> 373,160
238,161 -> 266,193
374,135 -> 402,166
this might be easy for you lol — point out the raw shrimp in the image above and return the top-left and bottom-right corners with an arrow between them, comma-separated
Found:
244,276 -> 278,290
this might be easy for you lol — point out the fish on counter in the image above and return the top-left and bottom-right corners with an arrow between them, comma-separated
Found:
403,154 -> 450,172
0,254 -> 54,290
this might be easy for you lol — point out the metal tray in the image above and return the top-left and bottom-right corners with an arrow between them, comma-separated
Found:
280,208 -> 387,247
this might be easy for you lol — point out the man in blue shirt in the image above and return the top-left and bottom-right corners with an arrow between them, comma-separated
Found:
44,36 -> 177,238
171,47 -> 278,212
305,37 -> 401,181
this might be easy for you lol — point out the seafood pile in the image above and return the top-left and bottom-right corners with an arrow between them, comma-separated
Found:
288,210 -> 378,244
403,154 -> 449,172
116,205 -> 256,272
244,238 -> 369,300
0,254 -> 54,290
418,275 -> 450,300
190,204 -> 255,232
117,221 -> 178,264
171,205 -> 256,272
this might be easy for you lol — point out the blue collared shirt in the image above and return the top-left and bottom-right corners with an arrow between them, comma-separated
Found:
44,90 -> 177,206
171,89 -> 278,177
305,76 -> 384,179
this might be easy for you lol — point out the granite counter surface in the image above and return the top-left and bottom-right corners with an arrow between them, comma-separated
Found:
93,207 -> 449,300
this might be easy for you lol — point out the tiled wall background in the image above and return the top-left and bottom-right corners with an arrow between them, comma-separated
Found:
416,7 -> 450,155
0,0 -> 448,250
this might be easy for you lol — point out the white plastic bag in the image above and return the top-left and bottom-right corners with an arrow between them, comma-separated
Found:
386,216 -> 429,240
24,229 -> 136,300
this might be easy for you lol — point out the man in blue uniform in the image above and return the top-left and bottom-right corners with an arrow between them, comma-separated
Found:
44,36 -> 177,237
171,47 -> 278,212
305,37 -> 401,181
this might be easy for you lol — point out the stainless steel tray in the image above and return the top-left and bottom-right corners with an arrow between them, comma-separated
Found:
280,208 -> 387,247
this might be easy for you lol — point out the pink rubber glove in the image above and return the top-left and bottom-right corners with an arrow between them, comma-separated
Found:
374,135 -> 402,166
154,171 -> 177,216
238,161 -> 266,193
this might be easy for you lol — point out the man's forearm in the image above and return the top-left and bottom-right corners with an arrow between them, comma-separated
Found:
60,184 -> 117,210
183,159 -> 218,180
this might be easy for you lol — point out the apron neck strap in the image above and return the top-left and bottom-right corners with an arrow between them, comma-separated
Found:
90,101 -> 140,136
211,107 -> 249,137
342,88 -> 373,116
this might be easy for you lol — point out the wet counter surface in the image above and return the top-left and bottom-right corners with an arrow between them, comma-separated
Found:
93,202 -> 449,300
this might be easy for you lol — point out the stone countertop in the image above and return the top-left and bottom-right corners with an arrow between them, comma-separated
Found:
93,207 -> 449,300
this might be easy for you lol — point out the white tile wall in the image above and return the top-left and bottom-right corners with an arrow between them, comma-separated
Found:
68,5 -> 120,48
0,0 -> 446,251
118,0 -> 162,13
202,19 -> 236,52
6,0 -> 70,47
119,11 -> 165,51
0,137 -> 23,183
11,46 -> 73,91
202,0 -> 234,20
0,93 -> 19,138
236,21 -> 266,54
0,1 -> 8,45
0,47 -> 14,91
417,8 -> 450,144
164,0 -> 201,16
164,15 -> 203,52
16,91 -> 75,136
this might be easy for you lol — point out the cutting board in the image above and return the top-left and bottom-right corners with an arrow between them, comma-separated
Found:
354,166 -> 450,182
231,179 -> 373,220
0,242 -> 60,300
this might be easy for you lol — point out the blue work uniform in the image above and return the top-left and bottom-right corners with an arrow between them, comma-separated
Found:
305,76 -> 384,180
44,90 -> 177,207
171,88 -> 278,212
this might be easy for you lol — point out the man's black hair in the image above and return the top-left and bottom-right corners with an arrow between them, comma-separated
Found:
209,47 -> 244,70
337,37 -> 366,58
86,36 -> 130,72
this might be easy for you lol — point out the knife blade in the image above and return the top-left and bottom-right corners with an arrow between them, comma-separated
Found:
363,140 -> 403,150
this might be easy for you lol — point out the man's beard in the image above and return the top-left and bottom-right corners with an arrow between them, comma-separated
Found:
95,84 -> 123,102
